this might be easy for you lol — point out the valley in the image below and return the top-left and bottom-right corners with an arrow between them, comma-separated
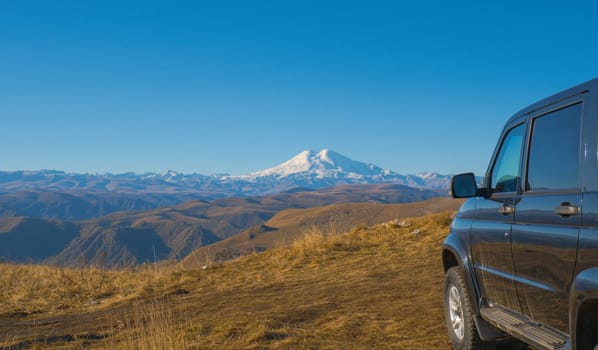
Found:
0,184 -> 443,267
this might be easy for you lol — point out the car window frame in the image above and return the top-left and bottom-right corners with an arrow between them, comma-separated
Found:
522,96 -> 586,197
487,121 -> 527,197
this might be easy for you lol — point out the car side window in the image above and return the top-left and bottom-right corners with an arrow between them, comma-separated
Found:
491,124 -> 525,193
526,103 -> 582,192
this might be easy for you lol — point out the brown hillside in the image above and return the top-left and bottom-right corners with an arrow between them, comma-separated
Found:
180,197 -> 462,267
0,183 -> 441,267
0,217 -> 79,263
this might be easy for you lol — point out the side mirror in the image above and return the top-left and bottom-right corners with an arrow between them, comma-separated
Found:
451,173 -> 478,198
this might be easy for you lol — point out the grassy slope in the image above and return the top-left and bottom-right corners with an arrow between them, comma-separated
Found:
181,197 -> 461,267
1,212 -> 455,349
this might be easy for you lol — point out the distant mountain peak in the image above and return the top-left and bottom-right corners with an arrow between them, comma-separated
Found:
239,149 -> 390,182
416,172 -> 440,179
316,149 -> 348,166
161,170 -> 180,177
316,148 -> 333,162
246,149 -> 316,177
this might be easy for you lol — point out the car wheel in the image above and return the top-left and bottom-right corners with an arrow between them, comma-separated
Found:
444,266 -> 487,350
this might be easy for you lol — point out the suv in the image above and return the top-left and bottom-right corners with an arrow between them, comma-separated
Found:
443,77 -> 598,350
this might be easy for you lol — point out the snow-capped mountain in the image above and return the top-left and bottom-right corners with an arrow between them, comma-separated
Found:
221,149 -> 455,194
238,149 -> 389,180
0,149 -> 456,196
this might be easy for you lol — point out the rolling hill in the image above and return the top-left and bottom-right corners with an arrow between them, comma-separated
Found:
181,196 -> 462,266
0,184 -> 443,267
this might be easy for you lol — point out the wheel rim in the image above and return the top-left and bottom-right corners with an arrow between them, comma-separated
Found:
448,285 -> 465,341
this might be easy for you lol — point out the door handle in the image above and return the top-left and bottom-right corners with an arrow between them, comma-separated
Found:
498,204 -> 515,215
554,203 -> 580,217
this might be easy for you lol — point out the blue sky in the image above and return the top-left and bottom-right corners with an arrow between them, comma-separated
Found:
1,1 -> 597,176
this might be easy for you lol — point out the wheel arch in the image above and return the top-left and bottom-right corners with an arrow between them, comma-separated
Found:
442,233 -> 480,314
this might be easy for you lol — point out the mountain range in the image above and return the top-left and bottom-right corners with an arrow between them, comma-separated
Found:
0,149 -> 453,198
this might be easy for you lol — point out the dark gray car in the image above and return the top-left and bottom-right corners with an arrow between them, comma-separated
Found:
443,77 -> 598,350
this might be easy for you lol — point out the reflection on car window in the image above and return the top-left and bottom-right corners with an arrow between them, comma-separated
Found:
527,103 -> 581,191
491,124 -> 524,193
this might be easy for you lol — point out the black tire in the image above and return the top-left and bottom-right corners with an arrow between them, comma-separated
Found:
444,266 -> 487,350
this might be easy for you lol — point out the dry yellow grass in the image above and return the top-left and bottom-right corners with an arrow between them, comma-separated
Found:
0,264 -> 164,318
1,211 -> 455,349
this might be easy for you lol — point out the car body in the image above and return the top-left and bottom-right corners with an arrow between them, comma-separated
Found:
443,77 -> 598,350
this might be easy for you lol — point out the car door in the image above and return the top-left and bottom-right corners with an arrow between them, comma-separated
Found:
510,98 -> 584,333
470,121 -> 526,313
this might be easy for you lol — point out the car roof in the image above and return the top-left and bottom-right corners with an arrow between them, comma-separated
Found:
507,77 -> 598,123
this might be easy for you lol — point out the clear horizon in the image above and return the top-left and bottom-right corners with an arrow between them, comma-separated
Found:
2,1 -> 598,177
